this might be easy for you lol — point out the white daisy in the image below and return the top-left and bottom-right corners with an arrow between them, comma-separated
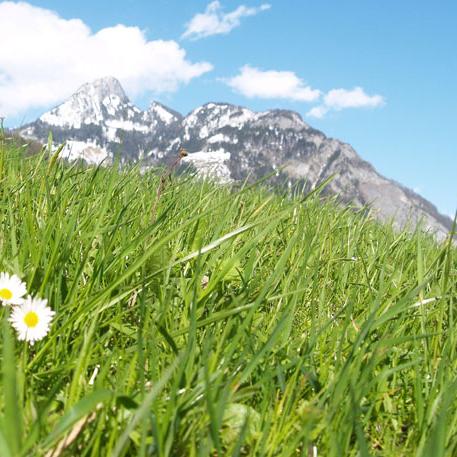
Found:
0,272 -> 27,305
9,296 -> 55,345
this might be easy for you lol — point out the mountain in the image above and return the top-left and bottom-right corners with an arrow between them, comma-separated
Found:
18,76 -> 452,239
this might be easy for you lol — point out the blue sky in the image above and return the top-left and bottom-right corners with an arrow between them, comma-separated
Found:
1,0 -> 456,217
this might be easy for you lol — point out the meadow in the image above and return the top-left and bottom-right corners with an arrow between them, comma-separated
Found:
0,133 -> 456,456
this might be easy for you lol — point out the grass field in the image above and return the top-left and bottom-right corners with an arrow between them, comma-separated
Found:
0,134 -> 456,456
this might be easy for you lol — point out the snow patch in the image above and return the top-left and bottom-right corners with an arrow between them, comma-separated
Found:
207,133 -> 231,143
150,103 -> 176,125
103,95 -> 122,116
105,119 -> 150,133
199,125 -> 209,139
182,149 -> 232,184
40,101 -> 84,128
183,105 -> 257,131
60,140 -> 110,165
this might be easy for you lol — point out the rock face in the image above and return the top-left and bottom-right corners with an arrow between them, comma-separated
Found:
19,77 -> 452,238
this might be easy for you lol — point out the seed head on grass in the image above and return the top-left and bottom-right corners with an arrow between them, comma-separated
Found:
0,271 -> 27,305
9,296 -> 55,345
151,146 -> 188,221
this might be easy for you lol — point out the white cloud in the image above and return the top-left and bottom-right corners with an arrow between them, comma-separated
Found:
307,87 -> 384,118
306,106 -> 329,119
225,65 -> 321,102
324,87 -> 384,109
182,1 -> 271,40
226,67 -> 384,118
0,2 -> 213,117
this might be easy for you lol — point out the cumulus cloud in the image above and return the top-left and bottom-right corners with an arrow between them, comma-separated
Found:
226,67 -> 384,118
0,2 -> 213,117
307,87 -> 385,118
306,106 -> 329,119
182,1 -> 271,40
225,65 -> 321,102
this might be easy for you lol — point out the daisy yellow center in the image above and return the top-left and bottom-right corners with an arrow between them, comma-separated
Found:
0,288 -> 13,300
24,311 -> 39,328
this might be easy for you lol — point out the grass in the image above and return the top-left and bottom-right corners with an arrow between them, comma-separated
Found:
0,133 -> 456,456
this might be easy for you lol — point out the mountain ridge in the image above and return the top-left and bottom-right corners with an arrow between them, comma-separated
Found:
17,76 -> 452,238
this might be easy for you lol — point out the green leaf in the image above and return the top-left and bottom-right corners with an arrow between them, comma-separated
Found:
42,389 -> 113,449
2,316 -> 23,456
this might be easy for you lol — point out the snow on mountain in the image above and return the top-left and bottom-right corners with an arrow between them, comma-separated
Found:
148,101 -> 182,126
182,149 -> 232,184
18,77 -> 453,239
61,140 -> 110,165
40,76 -> 132,128
22,77 -> 183,162
182,103 -> 262,143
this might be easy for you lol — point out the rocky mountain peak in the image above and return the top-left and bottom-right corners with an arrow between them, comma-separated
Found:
39,76 -> 135,129
75,76 -> 128,102
183,103 -> 258,142
148,101 -> 182,125
256,109 -> 310,131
